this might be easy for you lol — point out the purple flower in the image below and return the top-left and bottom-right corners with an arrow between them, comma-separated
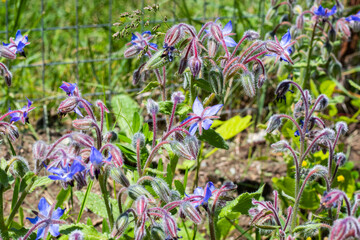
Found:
47,159 -> 85,183
187,182 -> 215,207
3,30 -> 30,57
206,20 -> 237,47
89,146 -> 112,179
129,31 -> 158,51
26,197 -> 65,240
59,82 -> 77,96
345,11 -> 360,23
267,29 -> 294,64
185,97 -> 223,135
8,97 -> 35,124
314,5 -> 337,17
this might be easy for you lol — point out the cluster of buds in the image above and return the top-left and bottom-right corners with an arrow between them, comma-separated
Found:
0,30 -> 30,86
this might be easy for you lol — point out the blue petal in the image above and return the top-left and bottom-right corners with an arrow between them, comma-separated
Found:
38,197 -> 51,216
2,42 -> 10,46
224,37 -> 237,47
47,166 -> 66,176
15,30 -> 22,43
193,187 -> 204,196
314,5 -> 325,16
222,21 -> 233,34
326,5 -> 337,17
70,160 -> 85,174
26,216 -> 39,224
149,42 -> 158,50
49,175 -> 66,181
49,224 -> 60,237
207,182 -> 216,192
202,119 -> 213,130
142,31 -> 151,36
192,97 -> 204,116
280,29 -> 291,47
36,226 -> 45,240
204,104 -> 223,117
52,207 -> 65,220
181,116 -> 191,124
74,107 -> 84,117
90,147 -> 103,165
202,184 -> 213,204
131,33 -> 138,41
189,123 -> 198,136
16,41 -> 26,53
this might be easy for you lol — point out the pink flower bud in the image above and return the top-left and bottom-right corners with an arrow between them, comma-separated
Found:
257,74 -> 266,88
0,45 -> 16,59
58,96 -> 79,115
171,91 -> 185,103
96,100 -> 109,113
109,145 -> 124,167
135,218 -> 146,240
33,140 -> 48,160
241,72 -> 256,97
163,214 -> 178,238
6,124 -> 19,142
330,217 -> 360,240
207,37 -> 219,57
210,23 -> 224,43
244,30 -> 260,40
164,25 -> 184,46
335,121 -> 348,135
103,131 -> 118,143
136,195 -> 148,216
0,63 -> 12,87
72,117 -> 95,130
180,202 -> 202,224
188,56 -> 202,77
71,132 -> 94,148
296,15 -> 304,29
178,57 -> 188,75
124,45 -> 141,58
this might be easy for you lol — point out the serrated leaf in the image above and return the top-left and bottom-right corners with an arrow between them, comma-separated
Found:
138,81 -> 160,94
219,184 -> 264,218
198,128 -> 229,149
29,176 -> 53,192
75,191 -> 119,219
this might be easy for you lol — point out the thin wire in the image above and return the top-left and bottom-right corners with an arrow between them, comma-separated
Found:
75,0 -> 80,86
108,0 -> 113,102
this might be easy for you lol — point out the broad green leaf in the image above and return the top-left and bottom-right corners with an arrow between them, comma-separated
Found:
158,101 -> 191,116
174,180 -> 185,196
319,80 -> 336,97
60,223 -> 110,239
194,78 -> 213,92
219,184 -> 264,218
215,115 -> 252,140
332,168 -> 355,197
29,176 -> 53,193
138,81 -> 160,94
75,190 -> 119,219
132,112 -> 141,133
56,187 -> 71,209
198,128 -> 229,149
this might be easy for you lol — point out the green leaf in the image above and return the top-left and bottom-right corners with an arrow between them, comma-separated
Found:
77,180 -> 93,223
132,112 -> 141,133
174,180 -> 185,196
158,101 -> 191,116
102,218 -> 110,233
320,80 -> 336,97
11,178 -> 20,211
219,184 -> 264,218
198,128 -> 229,149
29,176 -> 52,193
138,81 -> 160,94
166,164 -> 173,187
215,115 -> 252,140
56,187 -> 71,209
60,223 -> 110,239
75,191 -> 119,219
194,78 -> 213,92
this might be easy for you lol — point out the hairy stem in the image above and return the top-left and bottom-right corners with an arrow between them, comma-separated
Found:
99,174 -> 114,229
303,21 -> 318,89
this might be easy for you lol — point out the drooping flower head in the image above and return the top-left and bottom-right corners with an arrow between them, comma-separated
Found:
266,29 -> 295,64
8,97 -> 35,124
207,20 -> 237,47
3,30 -> 30,57
89,146 -> 112,179
345,11 -> 360,32
186,182 -> 216,207
26,197 -> 65,240
314,5 -> 337,18
184,97 -> 223,135
47,159 -> 85,187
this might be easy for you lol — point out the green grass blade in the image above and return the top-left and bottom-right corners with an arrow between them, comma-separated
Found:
77,179 -> 94,223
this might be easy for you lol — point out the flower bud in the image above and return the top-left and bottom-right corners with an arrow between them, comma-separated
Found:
180,201 -> 202,224
0,63 -> 13,87
151,178 -> 172,203
109,146 -> 124,167
296,15 -> 304,29
171,91 -> 185,103
163,214 -> 178,238
6,124 -> 19,142
330,217 -> 360,240
128,184 -> 153,201
103,131 -> 118,143
178,57 -> 188,75
184,136 -> 199,160
69,230 -> 84,240
95,100 -> 109,113
10,157 -> 30,178
71,132 -> 94,148
328,27 -> 337,42
164,25 -> 184,46
132,132 -> 145,149
257,74 -> 266,88
135,219 -> 146,240
266,115 -> 282,133
188,55 -> 202,77
207,37 -> 219,57
210,23 -> 224,43
271,140 -> 289,152
275,80 -> 292,102
244,30 -> 260,41
224,63 -> 246,82
142,49 -> 168,72
135,195 -> 148,216
314,94 -> 329,111
318,128 -> 335,141
124,45 -> 141,58
58,96 -> 79,115
349,20 -> 360,32
334,152 -> 347,166
33,140 -> 48,161
111,212 -> 130,238
241,72 -> 256,97
110,167 -> 130,187
335,121 -> 348,136
72,117 -> 95,130
146,99 -> 159,115
0,45 -> 16,59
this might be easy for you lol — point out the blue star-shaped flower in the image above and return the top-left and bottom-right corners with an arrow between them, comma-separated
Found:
59,82 -> 77,96
345,11 -> 360,22
185,97 -> 223,135
26,197 -> 65,240
47,159 -> 85,183
186,182 -> 216,207
130,31 -> 158,51
314,5 -> 337,17
206,20 -> 237,47
8,98 -> 35,124
89,146 -> 112,179
267,29 -> 294,64
3,30 -> 30,56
